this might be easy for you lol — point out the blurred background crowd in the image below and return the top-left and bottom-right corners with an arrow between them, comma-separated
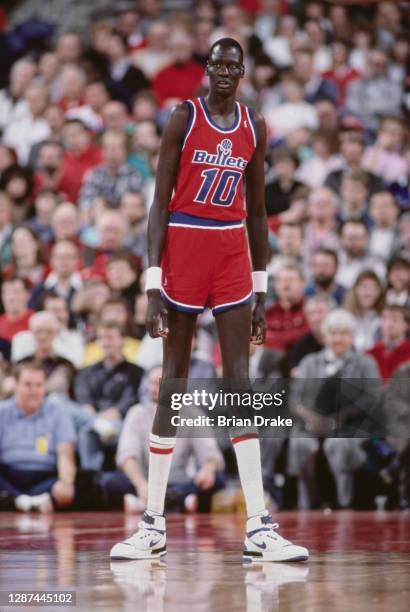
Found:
0,0 -> 409,516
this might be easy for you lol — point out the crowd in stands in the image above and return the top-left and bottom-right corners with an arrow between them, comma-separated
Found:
0,0 -> 409,514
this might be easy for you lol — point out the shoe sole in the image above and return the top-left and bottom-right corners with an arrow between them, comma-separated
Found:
110,546 -> 167,561
243,550 -> 309,563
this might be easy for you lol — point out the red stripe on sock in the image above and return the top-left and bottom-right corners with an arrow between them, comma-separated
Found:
150,446 -> 174,454
231,433 -> 259,445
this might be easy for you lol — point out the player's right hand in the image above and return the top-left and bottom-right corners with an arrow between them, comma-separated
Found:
146,290 -> 169,338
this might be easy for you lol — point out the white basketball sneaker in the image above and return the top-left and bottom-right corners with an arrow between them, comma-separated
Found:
243,511 -> 309,562
110,512 -> 167,560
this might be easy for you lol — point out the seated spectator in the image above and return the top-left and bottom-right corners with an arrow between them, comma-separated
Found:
345,48 -> 402,132
325,130 -> 384,196
288,309 -> 381,508
0,59 -> 36,136
57,64 -> 86,112
293,48 -> 338,104
303,188 -> 340,259
268,223 -> 306,278
79,130 -> 143,214
385,256 -> 410,310
368,191 -> 400,261
29,240 -> 82,310
362,116 -> 408,184
339,169 -> 372,228
82,210 -> 128,279
60,119 -> 102,203
296,129 -> 340,188
262,266 -> 309,376
120,191 -> 148,259
153,29 -> 204,107
336,220 -> 385,289
100,366 -> 225,513
264,74 -> 319,139
16,311 -> 76,397
128,121 -> 160,181
83,296 -> 140,366
131,21 -> 170,79
367,305 -> 410,382
305,249 -> 346,306
265,147 -> 305,217
12,293 -> 84,368
106,251 -> 140,311
0,165 -> 34,224
74,321 -> 144,470
0,189 -> 13,268
0,361 -> 76,513
101,100 -> 130,132
288,294 -> 334,371
321,39 -> 361,106
51,202 -> 81,244
343,270 -> 384,352
3,84 -> 51,165
395,213 -> 410,261
34,141 -> 68,198
71,279 -> 110,341
26,190 -> 58,247
6,226 -> 47,290
0,277 -> 33,342
104,29 -> 149,111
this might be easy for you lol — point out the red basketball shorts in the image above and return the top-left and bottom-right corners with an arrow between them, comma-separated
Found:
161,212 -> 253,315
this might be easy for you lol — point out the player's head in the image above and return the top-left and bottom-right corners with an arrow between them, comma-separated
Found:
206,38 -> 245,96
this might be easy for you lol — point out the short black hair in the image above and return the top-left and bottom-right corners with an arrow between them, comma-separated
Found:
209,38 -> 244,63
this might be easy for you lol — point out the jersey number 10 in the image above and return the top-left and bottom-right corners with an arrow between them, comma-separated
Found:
194,168 -> 241,207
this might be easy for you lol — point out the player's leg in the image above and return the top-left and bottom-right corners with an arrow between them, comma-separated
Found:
215,306 -> 309,562
110,308 -> 197,560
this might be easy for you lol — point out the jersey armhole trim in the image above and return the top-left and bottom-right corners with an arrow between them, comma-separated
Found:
182,100 -> 196,149
245,106 -> 258,148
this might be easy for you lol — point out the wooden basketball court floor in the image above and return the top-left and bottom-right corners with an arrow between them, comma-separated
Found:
0,510 -> 409,612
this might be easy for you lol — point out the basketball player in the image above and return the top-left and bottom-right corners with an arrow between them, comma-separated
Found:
110,39 -> 309,562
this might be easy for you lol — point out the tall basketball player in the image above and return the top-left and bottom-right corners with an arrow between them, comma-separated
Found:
110,38 -> 309,562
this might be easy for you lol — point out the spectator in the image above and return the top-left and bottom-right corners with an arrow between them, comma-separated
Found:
106,251 -> 140,311
322,39 -> 361,106
0,277 -> 33,341
265,147 -> 304,217
396,213 -> 410,260
293,48 -> 338,104
83,296 -> 139,366
16,311 -> 76,397
12,292 -> 84,368
268,222 -> 306,278
132,21 -> 170,79
7,226 -> 47,290
60,119 -> 102,203
0,362 -> 76,512
325,130 -> 384,196
34,141 -> 67,197
105,30 -> 149,111
120,191 -> 148,258
367,305 -> 410,382
345,48 -> 402,132
0,59 -> 36,135
71,278 -> 110,341
100,366 -> 225,513
368,191 -> 400,261
304,249 -> 345,306
288,308 -> 381,508
296,130 -> 340,188
101,100 -> 129,132
304,188 -> 339,259
288,294 -> 334,371
343,270 -> 384,353
56,32 -> 82,66
385,256 -> 410,310
57,65 -> 86,112
74,320 -> 144,470
29,240 -> 82,310
153,30 -> 205,107
0,189 -> 13,268
339,169 -> 372,227
336,220 -> 385,289
51,202 -> 80,243
3,84 -> 50,165
362,116 -> 408,184
82,209 -> 128,279
79,130 -> 143,213
27,190 -> 58,246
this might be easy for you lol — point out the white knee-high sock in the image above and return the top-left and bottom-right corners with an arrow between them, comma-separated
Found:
231,432 -> 266,518
147,433 -> 176,516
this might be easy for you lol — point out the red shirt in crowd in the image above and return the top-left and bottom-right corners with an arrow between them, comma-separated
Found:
321,67 -> 361,106
367,340 -> 410,381
152,61 -> 204,106
265,300 -> 309,351
60,145 -> 102,203
0,309 -> 34,341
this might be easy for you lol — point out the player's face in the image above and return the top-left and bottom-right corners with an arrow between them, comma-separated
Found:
206,46 -> 244,97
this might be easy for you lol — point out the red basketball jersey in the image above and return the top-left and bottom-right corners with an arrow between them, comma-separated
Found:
168,97 -> 258,221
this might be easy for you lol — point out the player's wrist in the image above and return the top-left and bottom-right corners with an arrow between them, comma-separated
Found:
145,266 -> 162,292
252,271 -> 267,294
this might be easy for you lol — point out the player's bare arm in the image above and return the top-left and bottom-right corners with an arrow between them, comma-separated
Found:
245,112 -> 268,345
146,103 -> 189,338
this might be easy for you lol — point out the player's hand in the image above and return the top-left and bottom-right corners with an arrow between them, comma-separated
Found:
146,289 -> 169,338
251,295 -> 266,345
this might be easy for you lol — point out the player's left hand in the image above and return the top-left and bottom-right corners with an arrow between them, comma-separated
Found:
146,290 -> 169,338
251,297 -> 266,345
